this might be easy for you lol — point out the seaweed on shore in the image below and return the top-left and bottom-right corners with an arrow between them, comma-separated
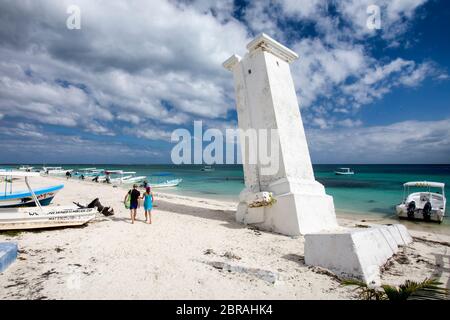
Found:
0,230 -> 22,237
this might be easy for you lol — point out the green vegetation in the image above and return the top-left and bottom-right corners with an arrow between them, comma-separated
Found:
342,278 -> 448,300
0,230 -> 22,237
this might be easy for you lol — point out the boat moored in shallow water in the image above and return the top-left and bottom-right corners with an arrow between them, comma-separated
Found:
334,167 -> 354,175
396,181 -> 446,223
42,166 -> 73,176
18,166 -> 34,172
148,172 -> 182,188
201,165 -> 215,172
98,170 -> 146,185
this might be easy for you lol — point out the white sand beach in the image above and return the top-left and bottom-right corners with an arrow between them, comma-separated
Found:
1,175 -> 449,300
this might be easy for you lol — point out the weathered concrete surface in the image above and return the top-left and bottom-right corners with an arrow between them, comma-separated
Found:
305,224 -> 413,284
223,33 -> 338,236
223,33 -> 413,283
0,242 -> 18,273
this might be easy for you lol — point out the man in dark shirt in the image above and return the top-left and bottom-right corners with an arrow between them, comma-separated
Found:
125,184 -> 141,224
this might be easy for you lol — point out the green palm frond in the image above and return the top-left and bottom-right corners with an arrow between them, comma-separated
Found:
383,278 -> 448,300
342,278 -> 448,301
341,279 -> 386,300
405,278 -> 448,300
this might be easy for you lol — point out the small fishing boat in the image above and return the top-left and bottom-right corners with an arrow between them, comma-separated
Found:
122,175 -> 147,185
18,166 -> 34,172
0,172 -> 96,230
396,181 -> 446,223
152,179 -> 183,188
149,172 -> 182,188
74,168 -> 104,179
42,166 -> 72,176
334,167 -> 354,175
96,170 -> 145,185
93,175 -> 107,183
201,165 -> 215,172
1,181 -> 64,208
104,170 -> 133,184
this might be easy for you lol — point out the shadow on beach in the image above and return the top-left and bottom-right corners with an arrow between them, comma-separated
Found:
111,198 -> 243,230
432,253 -> 450,294
156,199 -> 241,229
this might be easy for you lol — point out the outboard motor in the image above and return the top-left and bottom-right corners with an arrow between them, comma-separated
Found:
407,201 -> 416,219
74,198 -> 114,216
422,201 -> 432,221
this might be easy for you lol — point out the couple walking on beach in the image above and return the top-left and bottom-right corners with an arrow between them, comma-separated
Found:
125,184 -> 154,224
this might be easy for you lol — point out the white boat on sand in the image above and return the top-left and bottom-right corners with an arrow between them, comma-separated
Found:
1,177 -> 64,208
0,172 -> 96,231
396,181 -> 446,223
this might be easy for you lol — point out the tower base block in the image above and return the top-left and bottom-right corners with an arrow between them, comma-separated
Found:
236,178 -> 339,236
305,224 -> 413,284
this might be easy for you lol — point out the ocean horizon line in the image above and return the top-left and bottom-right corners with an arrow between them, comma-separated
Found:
2,163 -> 450,167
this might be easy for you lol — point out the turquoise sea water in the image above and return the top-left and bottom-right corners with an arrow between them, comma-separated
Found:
2,164 -> 449,224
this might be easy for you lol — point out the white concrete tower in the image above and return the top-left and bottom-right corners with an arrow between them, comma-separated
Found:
223,34 -> 338,235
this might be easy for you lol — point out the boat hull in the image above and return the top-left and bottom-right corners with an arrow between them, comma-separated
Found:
151,179 -> 182,188
0,185 -> 64,208
0,196 -> 55,208
121,176 -> 147,185
396,204 -> 445,223
0,206 -> 96,230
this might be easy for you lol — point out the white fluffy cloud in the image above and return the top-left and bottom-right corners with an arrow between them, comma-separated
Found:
308,118 -> 450,163
334,0 -> 428,40
0,123 -> 166,163
240,0 -> 444,129
0,0 -> 448,163
0,0 -> 250,137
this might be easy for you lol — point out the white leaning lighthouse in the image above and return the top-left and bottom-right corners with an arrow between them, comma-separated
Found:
223,33 -> 338,236
223,34 -> 413,285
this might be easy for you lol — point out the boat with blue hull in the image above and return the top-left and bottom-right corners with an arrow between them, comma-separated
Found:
0,172 -> 96,231
1,184 -> 64,208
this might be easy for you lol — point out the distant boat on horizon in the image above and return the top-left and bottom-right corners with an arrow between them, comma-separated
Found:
334,167 -> 355,175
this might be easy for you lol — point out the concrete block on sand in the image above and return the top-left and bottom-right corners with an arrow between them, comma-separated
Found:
304,224 -> 413,285
0,242 -> 18,273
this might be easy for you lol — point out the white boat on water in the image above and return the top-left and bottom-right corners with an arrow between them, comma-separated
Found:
334,167 -> 354,175
74,168 -> 104,179
18,166 -> 34,172
151,178 -> 183,188
148,172 -> 182,188
122,175 -> 147,185
0,171 -> 96,230
99,170 -> 146,185
42,166 -> 73,176
201,165 -> 215,172
396,181 -> 446,223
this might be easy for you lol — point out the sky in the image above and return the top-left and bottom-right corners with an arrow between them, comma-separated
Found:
0,0 -> 449,164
